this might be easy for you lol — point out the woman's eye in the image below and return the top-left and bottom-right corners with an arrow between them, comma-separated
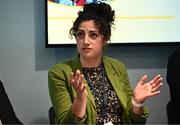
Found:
89,32 -> 98,39
76,32 -> 84,38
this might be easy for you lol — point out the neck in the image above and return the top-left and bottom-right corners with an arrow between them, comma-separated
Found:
80,55 -> 103,68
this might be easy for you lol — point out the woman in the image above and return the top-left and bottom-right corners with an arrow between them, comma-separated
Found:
48,2 -> 163,124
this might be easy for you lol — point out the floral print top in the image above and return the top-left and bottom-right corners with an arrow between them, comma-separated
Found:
83,64 -> 123,124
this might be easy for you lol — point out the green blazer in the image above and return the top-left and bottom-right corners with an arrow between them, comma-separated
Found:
48,55 -> 148,124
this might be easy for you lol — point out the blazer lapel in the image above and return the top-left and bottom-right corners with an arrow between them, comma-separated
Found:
71,55 -> 96,109
103,57 -> 128,110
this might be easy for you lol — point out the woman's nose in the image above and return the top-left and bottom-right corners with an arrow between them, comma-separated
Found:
83,34 -> 90,44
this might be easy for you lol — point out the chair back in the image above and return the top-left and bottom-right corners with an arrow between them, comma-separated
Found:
49,106 -> 55,124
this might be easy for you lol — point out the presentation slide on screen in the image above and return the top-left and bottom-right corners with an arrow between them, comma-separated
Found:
47,0 -> 180,45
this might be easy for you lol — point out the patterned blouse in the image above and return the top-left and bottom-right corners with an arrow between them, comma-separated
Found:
83,64 -> 123,124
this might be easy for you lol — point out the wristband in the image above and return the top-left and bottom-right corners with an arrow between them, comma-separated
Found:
73,112 -> 86,121
71,107 -> 86,121
131,98 -> 145,107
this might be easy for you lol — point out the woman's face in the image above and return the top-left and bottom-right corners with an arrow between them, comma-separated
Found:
75,20 -> 106,59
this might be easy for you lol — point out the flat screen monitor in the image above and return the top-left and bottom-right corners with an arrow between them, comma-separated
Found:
45,0 -> 180,47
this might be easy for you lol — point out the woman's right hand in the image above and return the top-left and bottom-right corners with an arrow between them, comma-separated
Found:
70,69 -> 87,101
70,69 -> 87,118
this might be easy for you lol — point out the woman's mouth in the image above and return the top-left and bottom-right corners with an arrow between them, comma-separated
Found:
82,48 -> 91,51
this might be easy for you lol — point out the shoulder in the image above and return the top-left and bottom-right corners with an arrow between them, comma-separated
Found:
48,58 -> 74,75
103,56 -> 126,68
103,56 -> 128,77
49,63 -> 71,72
48,55 -> 80,76
168,48 -> 180,69
168,48 -> 180,61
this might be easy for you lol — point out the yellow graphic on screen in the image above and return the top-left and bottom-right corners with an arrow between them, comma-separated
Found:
47,0 -> 179,44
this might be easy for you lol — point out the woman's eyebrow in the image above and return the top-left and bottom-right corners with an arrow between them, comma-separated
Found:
78,28 -> 98,32
77,29 -> 84,32
89,30 -> 98,32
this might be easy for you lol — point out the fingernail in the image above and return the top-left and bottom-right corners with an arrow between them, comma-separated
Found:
76,69 -> 80,74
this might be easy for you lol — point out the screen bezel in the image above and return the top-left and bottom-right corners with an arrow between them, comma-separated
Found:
45,0 -> 180,48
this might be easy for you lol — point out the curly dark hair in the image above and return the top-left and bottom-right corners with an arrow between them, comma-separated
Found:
69,2 -> 115,41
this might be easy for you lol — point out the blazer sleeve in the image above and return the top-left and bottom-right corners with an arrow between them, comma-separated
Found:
119,63 -> 149,124
109,58 -> 149,124
48,64 -> 87,124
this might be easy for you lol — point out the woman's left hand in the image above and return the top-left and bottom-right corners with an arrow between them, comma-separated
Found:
133,74 -> 163,103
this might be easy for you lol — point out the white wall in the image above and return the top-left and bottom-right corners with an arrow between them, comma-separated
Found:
0,0 -> 179,124
0,1 -> 3,78
0,0 -> 51,123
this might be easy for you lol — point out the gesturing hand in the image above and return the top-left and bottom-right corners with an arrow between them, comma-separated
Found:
133,74 -> 163,103
70,69 -> 87,101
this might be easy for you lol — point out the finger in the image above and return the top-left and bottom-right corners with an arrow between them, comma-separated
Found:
75,74 -> 84,90
77,85 -> 87,100
77,82 -> 87,97
77,81 -> 83,91
151,82 -> 163,93
72,77 -> 80,90
72,70 -> 81,89
138,75 -> 148,85
78,84 -> 87,96
156,77 -> 163,84
75,69 -> 81,82
80,74 -> 84,83
72,81 -> 79,91
151,77 -> 163,88
81,85 -> 87,95
150,91 -> 161,97
70,72 -> 75,85
150,74 -> 162,85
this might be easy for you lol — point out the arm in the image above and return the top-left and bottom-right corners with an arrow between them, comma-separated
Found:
115,63 -> 149,124
48,66 -> 87,124
133,74 -> 163,114
70,70 -> 87,119
123,74 -> 162,124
